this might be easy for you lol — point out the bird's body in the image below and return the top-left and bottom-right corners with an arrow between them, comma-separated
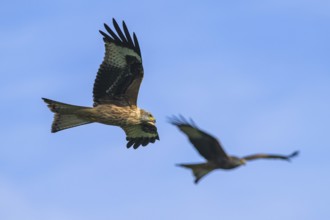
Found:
214,157 -> 243,170
177,157 -> 244,183
42,19 -> 159,149
76,104 -> 140,126
170,116 -> 299,184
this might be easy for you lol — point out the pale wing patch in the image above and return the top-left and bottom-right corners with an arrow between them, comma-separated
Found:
122,124 -> 159,149
124,125 -> 156,138
94,19 -> 144,106
105,43 -> 141,68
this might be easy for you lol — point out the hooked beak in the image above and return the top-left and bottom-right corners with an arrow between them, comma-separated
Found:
150,117 -> 156,123
147,121 -> 156,126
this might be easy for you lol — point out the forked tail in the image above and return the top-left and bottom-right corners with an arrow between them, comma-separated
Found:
177,163 -> 215,184
42,98 -> 92,132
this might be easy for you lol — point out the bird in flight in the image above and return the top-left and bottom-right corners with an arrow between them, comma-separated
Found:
169,116 -> 299,184
42,19 -> 159,149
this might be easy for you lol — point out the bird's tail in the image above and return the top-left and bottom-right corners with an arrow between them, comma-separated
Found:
177,163 -> 215,184
42,98 -> 92,133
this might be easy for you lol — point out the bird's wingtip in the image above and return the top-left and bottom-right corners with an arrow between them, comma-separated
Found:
290,151 -> 300,158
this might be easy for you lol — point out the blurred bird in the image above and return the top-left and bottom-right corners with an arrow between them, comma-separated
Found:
42,19 -> 159,149
169,116 -> 299,184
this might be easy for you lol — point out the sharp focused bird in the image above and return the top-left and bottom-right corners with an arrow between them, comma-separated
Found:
42,19 -> 159,149
169,116 -> 299,184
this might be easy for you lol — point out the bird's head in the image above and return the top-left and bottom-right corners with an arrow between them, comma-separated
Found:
140,109 -> 156,125
231,156 -> 246,167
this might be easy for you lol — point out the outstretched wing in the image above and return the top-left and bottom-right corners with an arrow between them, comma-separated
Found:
94,18 -> 143,106
122,123 -> 159,149
243,151 -> 299,161
169,115 -> 229,161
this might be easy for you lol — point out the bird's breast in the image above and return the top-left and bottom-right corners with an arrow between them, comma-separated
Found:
77,104 -> 139,126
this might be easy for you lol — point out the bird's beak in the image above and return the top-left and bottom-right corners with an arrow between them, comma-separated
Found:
150,117 -> 156,123
147,121 -> 155,126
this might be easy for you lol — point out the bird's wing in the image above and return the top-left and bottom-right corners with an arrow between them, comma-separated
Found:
93,18 -> 143,107
169,116 -> 229,161
122,123 -> 159,149
242,151 -> 299,161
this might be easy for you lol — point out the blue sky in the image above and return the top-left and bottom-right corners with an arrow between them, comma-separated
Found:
1,1 -> 330,219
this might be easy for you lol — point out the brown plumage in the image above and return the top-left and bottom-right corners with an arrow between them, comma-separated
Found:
42,19 -> 159,149
169,115 -> 299,184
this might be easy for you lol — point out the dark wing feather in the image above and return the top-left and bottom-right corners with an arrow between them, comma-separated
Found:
112,18 -> 128,43
93,19 -> 143,106
133,33 -> 141,57
122,21 -> 134,48
243,151 -> 299,161
169,116 -> 229,161
103,23 -> 121,42
122,123 -> 159,149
